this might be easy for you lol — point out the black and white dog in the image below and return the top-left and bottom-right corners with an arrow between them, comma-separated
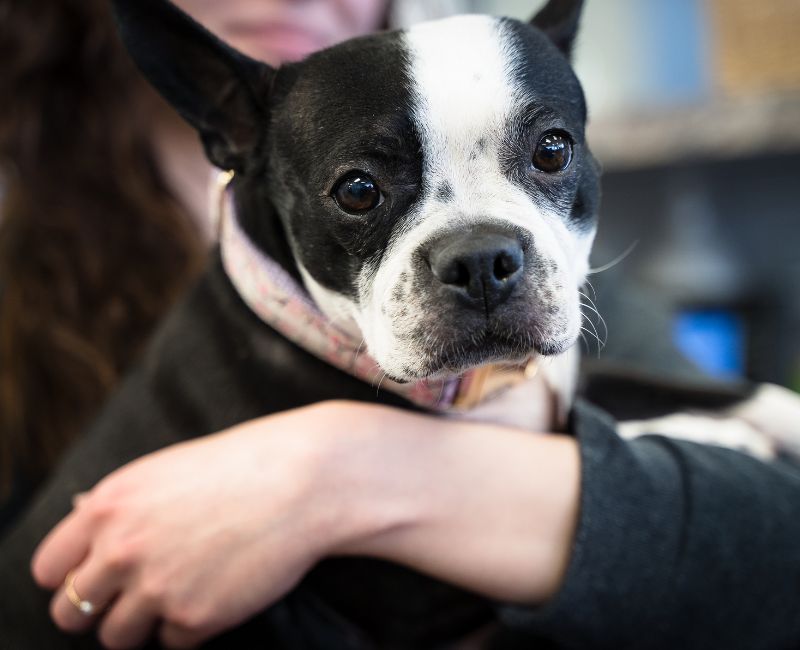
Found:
1,0 -> 798,647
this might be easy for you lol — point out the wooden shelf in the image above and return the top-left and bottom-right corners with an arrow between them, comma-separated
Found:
587,92 -> 800,171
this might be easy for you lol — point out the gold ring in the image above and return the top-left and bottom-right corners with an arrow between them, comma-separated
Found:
64,570 -> 95,616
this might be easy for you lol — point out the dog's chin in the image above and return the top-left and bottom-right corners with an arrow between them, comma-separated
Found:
380,331 -> 575,383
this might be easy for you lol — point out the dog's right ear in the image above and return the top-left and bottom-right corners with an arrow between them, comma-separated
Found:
530,0 -> 584,60
111,0 -> 274,172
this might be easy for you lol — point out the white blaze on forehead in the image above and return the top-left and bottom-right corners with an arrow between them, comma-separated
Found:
404,15 -> 517,183
399,15 -> 595,290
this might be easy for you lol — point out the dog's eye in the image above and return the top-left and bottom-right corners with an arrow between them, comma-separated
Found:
532,131 -> 573,173
332,172 -> 383,214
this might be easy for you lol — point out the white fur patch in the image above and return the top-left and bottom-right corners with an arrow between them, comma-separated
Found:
297,264 -> 363,340
404,15 -> 518,189
618,413 -> 777,461
727,384 -> 800,460
352,16 -> 594,379
618,383 -> 800,461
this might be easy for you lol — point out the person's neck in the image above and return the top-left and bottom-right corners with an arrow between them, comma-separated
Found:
150,95 -> 216,242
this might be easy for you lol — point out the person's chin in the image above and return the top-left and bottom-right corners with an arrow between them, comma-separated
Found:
231,33 -> 329,65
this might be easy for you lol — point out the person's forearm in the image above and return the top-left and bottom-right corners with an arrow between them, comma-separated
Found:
317,403 -> 581,605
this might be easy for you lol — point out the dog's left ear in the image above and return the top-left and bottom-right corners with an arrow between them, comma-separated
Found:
111,0 -> 274,173
530,0 -> 584,59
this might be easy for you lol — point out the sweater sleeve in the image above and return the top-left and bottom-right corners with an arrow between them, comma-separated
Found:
496,399 -> 800,650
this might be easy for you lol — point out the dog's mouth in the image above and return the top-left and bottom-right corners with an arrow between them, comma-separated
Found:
394,326 -> 573,382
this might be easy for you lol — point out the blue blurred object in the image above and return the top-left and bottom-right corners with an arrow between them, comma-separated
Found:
638,0 -> 711,107
673,309 -> 745,379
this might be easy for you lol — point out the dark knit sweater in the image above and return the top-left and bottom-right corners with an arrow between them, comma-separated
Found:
1,258 -> 798,649
500,399 -> 800,650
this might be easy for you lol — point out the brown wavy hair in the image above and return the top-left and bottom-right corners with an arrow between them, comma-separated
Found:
0,0 -> 205,495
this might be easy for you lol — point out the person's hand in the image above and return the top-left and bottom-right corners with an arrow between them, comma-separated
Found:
31,403 -> 358,649
31,391 -> 580,649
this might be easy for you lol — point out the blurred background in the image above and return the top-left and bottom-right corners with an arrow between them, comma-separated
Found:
2,0 -> 795,538
465,0 -> 800,390
4,0 -> 798,390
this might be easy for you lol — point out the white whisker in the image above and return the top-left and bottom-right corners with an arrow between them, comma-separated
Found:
588,241 -> 638,275
579,296 -> 608,345
376,371 -> 388,396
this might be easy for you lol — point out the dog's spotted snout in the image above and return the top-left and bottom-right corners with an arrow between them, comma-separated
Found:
430,230 -> 524,314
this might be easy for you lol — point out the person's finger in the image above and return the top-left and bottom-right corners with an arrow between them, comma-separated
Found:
159,621 -> 212,649
97,594 -> 158,650
31,508 -> 92,590
50,560 -> 121,633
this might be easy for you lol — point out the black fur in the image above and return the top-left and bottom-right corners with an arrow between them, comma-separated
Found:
0,1 -> 763,645
0,257 -> 495,648
581,364 -> 758,422
264,32 -> 424,299
530,0 -> 584,59
0,1 -> 602,647
500,18 -> 598,233
112,0 -> 274,173
436,181 -> 455,203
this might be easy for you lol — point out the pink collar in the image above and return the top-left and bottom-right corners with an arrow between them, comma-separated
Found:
216,172 -> 535,412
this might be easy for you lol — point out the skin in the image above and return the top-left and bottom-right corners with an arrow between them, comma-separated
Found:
32,393 -> 580,649
31,2 -> 582,647
170,0 -> 390,65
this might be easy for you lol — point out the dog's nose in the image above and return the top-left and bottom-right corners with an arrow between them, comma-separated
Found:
430,232 -> 524,314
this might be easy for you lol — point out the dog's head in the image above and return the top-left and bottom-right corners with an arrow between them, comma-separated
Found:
114,0 -> 599,382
